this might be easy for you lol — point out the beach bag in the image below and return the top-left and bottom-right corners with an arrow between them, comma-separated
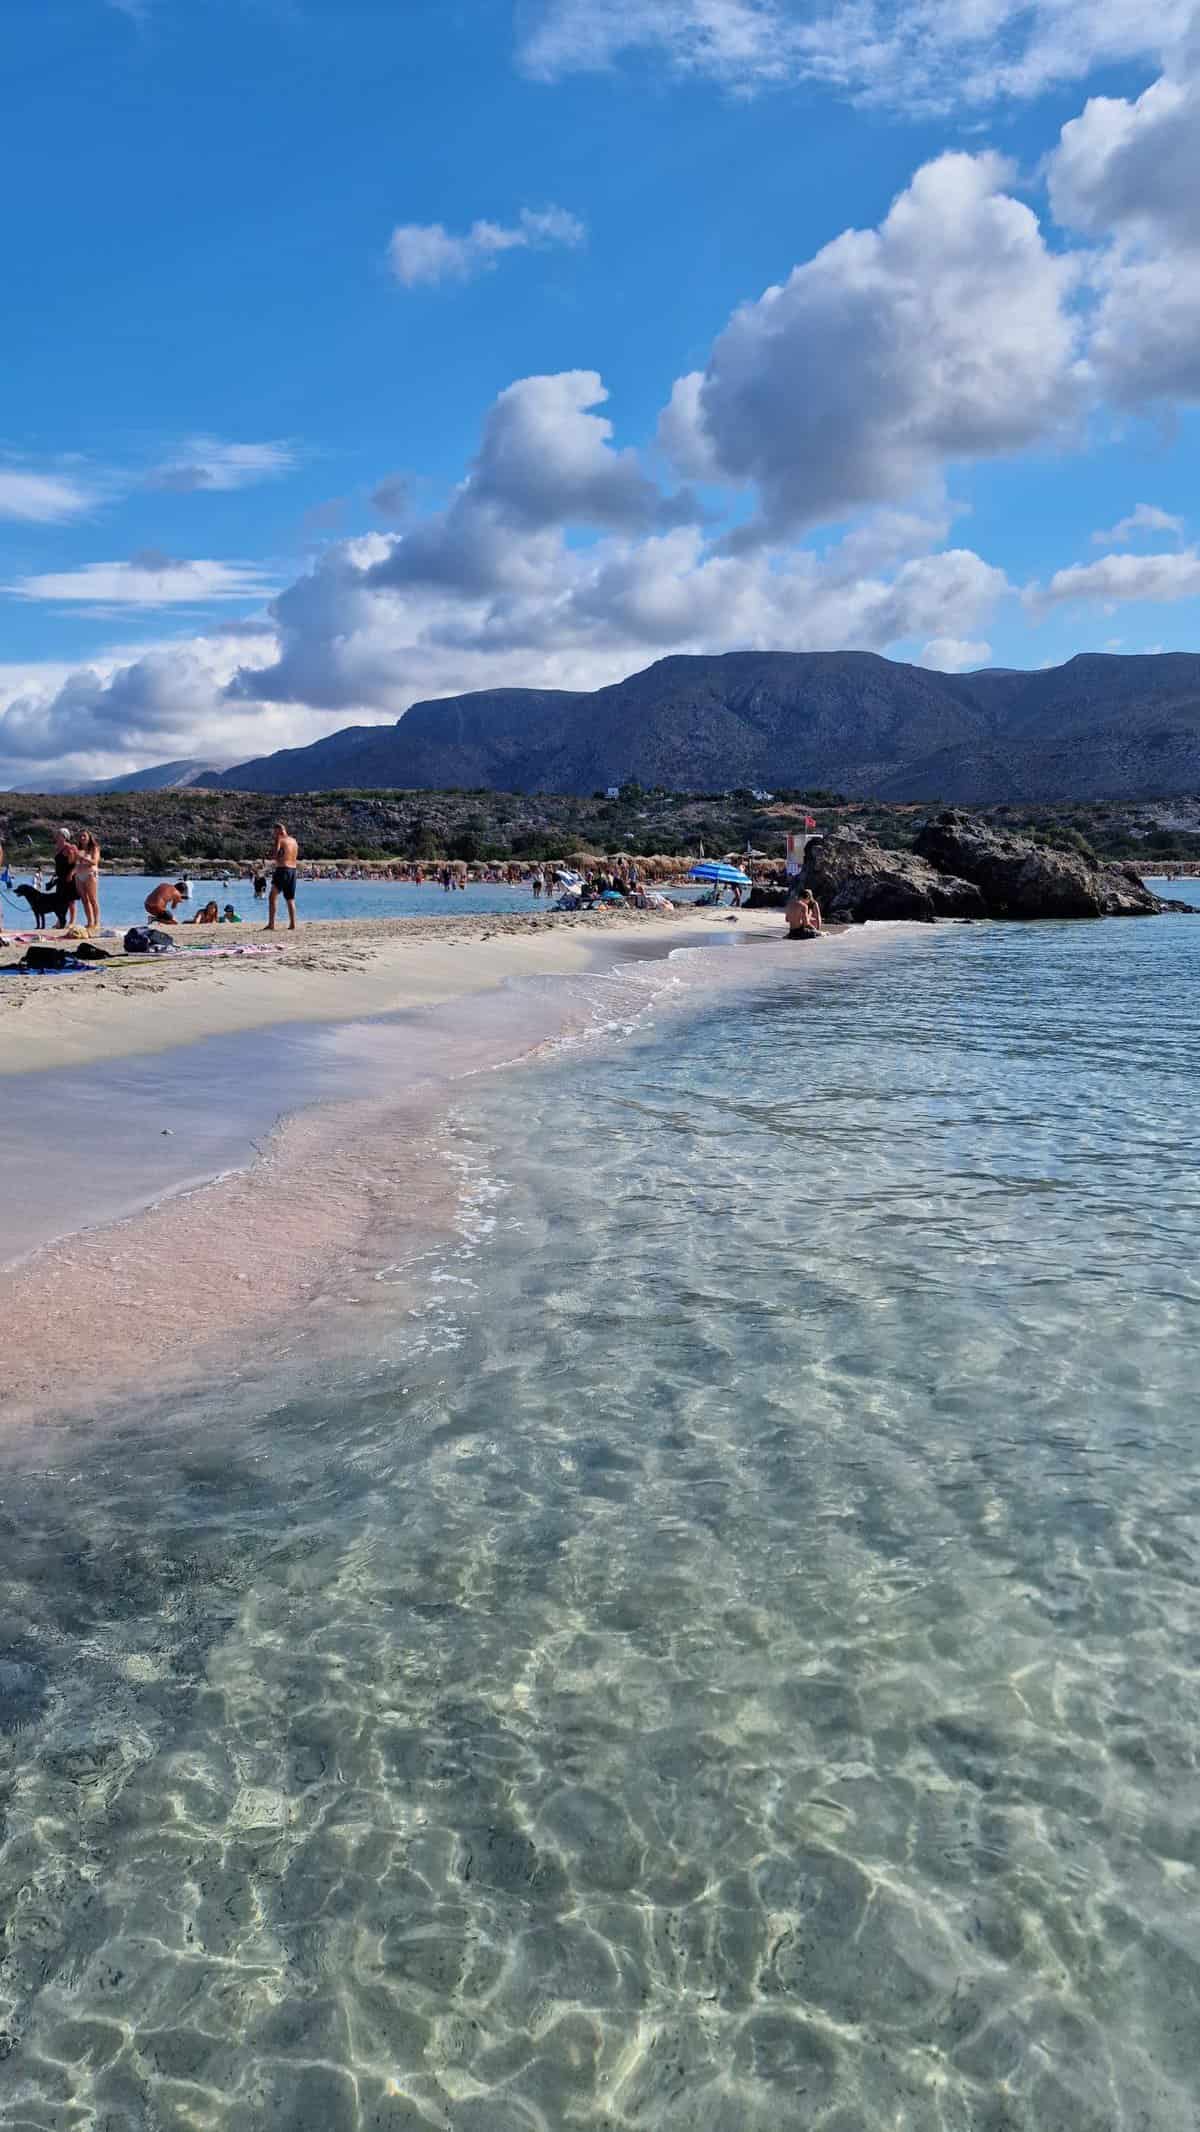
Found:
124,926 -> 174,954
74,940 -> 110,960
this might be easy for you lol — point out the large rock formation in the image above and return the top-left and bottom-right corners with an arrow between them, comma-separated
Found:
800,828 -> 986,921
914,810 -> 1165,918
792,812 -> 1188,922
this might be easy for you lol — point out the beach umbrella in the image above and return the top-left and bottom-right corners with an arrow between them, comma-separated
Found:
689,861 -> 752,887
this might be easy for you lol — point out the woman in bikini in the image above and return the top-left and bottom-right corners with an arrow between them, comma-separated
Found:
74,830 -> 101,930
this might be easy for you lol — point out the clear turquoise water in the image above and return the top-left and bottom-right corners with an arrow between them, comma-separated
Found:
8,874 -> 714,931
2,912 -> 1199,2129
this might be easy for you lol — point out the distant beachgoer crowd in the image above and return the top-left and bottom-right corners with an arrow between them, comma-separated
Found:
2,820 -> 821,950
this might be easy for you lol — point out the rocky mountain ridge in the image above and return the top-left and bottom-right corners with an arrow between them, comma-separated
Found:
204,649 -> 1200,803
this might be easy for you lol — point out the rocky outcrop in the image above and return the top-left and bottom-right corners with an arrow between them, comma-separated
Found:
800,829 -> 986,922
914,810 -> 1166,918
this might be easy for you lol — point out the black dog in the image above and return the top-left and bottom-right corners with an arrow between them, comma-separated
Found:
13,882 -> 73,930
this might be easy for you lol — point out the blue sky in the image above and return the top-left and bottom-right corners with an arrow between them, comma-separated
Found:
3,0 -> 1200,782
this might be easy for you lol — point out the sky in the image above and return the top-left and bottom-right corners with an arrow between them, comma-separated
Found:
3,0 -> 1200,786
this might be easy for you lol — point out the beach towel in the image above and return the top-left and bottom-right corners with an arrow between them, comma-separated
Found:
0,955 -> 96,977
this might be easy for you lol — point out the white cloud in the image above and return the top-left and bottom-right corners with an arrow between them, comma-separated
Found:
0,469 -> 94,523
7,557 -> 279,608
148,438 -> 297,492
360,371 -> 696,609
387,206 -> 585,287
1048,70 -> 1200,248
921,636 -> 991,670
0,629 -> 279,788
1092,503 -> 1185,544
519,0 -> 1194,108
1048,59 -> 1200,406
660,152 -> 1083,538
1032,549 -> 1200,610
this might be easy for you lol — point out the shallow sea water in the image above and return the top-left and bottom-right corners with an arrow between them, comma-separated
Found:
2,913 -> 1199,2130
10,875 -> 715,932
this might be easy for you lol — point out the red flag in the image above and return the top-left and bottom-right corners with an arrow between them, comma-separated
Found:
803,814 -> 816,830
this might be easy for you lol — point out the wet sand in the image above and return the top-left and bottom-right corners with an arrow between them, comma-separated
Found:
0,905 -> 804,1426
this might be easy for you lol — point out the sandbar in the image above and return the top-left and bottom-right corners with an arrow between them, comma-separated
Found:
0,905 -> 780,1078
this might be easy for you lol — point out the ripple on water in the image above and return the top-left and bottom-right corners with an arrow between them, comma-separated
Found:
1,914 -> 1200,2128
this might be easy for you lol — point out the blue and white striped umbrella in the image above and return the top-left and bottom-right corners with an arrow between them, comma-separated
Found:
689,861 -> 752,887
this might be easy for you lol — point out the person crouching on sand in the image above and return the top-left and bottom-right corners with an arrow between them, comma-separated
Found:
145,880 -> 190,923
266,823 -> 299,931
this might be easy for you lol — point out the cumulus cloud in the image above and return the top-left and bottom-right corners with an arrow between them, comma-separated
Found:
0,469 -> 94,523
227,415 -> 1009,723
148,439 -> 297,492
519,0 -> 1193,108
359,371 -> 698,609
387,206 -> 585,287
1048,58 -> 1200,406
7,558 -> 279,608
659,152 -> 1083,539
0,630 -> 275,785
1031,550 -> 1200,610
1092,503 -> 1185,544
921,636 -> 991,671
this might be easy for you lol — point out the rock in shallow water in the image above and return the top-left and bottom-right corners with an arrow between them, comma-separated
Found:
914,810 -> 1166,919
800,829 -> 985,922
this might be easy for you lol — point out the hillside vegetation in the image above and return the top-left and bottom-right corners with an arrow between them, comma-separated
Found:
5,785 -> 1200,870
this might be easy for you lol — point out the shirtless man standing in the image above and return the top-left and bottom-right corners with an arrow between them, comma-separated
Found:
266,823 -> 299,931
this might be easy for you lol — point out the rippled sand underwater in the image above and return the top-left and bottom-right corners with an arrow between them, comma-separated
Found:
2,914 -> 1200,2129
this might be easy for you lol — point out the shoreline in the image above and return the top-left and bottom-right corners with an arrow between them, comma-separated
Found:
0,908 -> 899,1429
0,905 -> 776,1079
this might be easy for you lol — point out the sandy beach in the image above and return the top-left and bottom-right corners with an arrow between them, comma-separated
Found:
0,904 -> 779,1077
0,903 -> 791,1427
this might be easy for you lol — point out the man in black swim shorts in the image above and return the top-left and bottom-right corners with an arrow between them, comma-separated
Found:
266,824 -> 300,931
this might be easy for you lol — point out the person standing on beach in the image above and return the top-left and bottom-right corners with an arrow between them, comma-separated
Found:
74,829 -> 101,930
52,828 -> 80,929
266,823 -> 299,931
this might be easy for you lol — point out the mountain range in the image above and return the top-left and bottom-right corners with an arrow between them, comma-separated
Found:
188,647 -> 1200,802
